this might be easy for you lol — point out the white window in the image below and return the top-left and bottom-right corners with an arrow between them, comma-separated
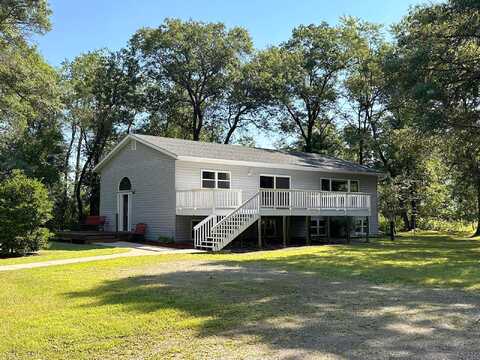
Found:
320,178 -> 360,192
350,180 -> 360,192
354,217 -> 369,235
310,217 -> 327,238
332,179 -> 349,192
201,170 -> 231,189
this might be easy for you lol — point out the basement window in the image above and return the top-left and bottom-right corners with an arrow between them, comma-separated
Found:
310,217 -> 327,238
354,217 -> 369,235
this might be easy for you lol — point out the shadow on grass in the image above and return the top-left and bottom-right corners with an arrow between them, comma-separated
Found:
64,259 -> 480,358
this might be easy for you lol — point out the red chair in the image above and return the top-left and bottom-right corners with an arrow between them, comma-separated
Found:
129,223 -> 147,241
81,216 -> 106,231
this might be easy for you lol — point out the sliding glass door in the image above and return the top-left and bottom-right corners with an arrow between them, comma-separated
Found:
260,175 -> 290,207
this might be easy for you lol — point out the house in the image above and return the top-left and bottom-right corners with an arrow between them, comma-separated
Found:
94,134 -> 382,251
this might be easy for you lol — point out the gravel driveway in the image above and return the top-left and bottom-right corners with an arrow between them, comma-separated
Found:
117,260 -> 480,360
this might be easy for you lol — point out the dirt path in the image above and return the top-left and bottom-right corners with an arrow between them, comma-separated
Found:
0,243 -> 202,272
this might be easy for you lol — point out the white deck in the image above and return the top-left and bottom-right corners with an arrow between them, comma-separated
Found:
176,189 -> 371,217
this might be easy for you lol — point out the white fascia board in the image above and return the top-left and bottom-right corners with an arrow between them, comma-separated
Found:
93,134 -> 177,173
131,134 -> 178,159
176,156 -> 384,177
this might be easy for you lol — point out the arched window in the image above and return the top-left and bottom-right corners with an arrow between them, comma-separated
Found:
119,177 -> 132,191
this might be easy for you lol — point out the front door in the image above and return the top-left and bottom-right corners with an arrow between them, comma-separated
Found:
117,193 -> 132,231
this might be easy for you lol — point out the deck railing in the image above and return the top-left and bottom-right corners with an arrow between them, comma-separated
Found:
177,188 -> 371,213
176,189 -> 243,211
259,189 -> 370,211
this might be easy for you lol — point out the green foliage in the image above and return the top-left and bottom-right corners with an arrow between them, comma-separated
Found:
0,170 -> 53,256
158,235 -> 174,244
0,0 -> 51,40
131,19 -> 253,141
394,0 -> 480,235
417,219 -> 475,235
254,20 -> 352,152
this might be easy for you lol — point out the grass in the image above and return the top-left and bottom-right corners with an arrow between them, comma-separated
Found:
0,231 -> 479,359
0,241 -> 129,266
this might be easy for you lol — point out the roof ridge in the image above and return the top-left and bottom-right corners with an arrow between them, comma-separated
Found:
133,134 -> 383,175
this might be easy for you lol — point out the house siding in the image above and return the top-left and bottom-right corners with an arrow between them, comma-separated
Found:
99,140 -> 176,241
175,160 -> 379,234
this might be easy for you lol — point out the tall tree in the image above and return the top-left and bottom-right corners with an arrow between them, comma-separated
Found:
256,21 -> 351,152
341,18 -> 390,166
62,50 -> 141,221
130,19 -> 253,141
395,0 -> 480,235
0,0 -> 58,140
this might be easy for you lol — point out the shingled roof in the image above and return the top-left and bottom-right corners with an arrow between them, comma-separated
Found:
129,134 -> 382,176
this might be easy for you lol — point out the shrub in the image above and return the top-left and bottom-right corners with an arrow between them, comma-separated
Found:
417,218 -> 475,235
158,235 -> 174,244
0,171 -> 53,256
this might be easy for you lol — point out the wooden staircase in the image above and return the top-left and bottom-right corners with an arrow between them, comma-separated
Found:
194,192 -> 260,251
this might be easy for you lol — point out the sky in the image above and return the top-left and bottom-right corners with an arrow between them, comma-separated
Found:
36,0 -> 425,67
34,0 -> 426,148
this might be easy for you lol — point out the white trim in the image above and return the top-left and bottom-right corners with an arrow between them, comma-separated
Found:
200,169 -> 231,189
349,179 -> 360,192
117,192 -> 133,231
94,134 -> 384,177
353,216 -> 369,236
309,217 -> 327,237
94,134 -> 177,173
118,177 -> 132,192
178,156 -> 383,177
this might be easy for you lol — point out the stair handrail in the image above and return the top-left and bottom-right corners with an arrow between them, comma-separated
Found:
210,191 -> 260,232
193,214 -> 218,248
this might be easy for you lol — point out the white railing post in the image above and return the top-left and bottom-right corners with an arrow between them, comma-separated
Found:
212,190 -> 216,213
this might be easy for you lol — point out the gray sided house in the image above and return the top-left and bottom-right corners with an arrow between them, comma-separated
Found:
94,134 -> 382,251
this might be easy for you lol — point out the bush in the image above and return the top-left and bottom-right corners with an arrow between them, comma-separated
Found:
417,218 -> 475,235
0,171 -> 53,256
158,235 -> 174,244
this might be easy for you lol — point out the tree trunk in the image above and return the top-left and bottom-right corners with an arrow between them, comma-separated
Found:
192,104 -> 203,141
89,175 -> 100,216
400,210 -> 411,231
410,199 -> 417,230
75,160 -> 88,224
358,135 -> 364,165
73,128 -> 84,221
389,220 -> 395,241
399,199 -> 411,231
59,124 -> 77,228
474,179 -> 480,237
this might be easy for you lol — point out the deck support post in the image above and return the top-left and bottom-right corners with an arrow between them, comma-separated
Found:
365,216 -> 370,243
282,216 -> 287,247
327,217 -> 331,243
305,216 -> 311,245
258,216 -> 262,249
346,216 -> 351,244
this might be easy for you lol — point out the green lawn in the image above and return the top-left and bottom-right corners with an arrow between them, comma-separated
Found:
1,232 -> 479,359
0,241 -> 129,266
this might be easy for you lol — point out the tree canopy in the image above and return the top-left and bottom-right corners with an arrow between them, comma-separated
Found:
2,1 -> 480,238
